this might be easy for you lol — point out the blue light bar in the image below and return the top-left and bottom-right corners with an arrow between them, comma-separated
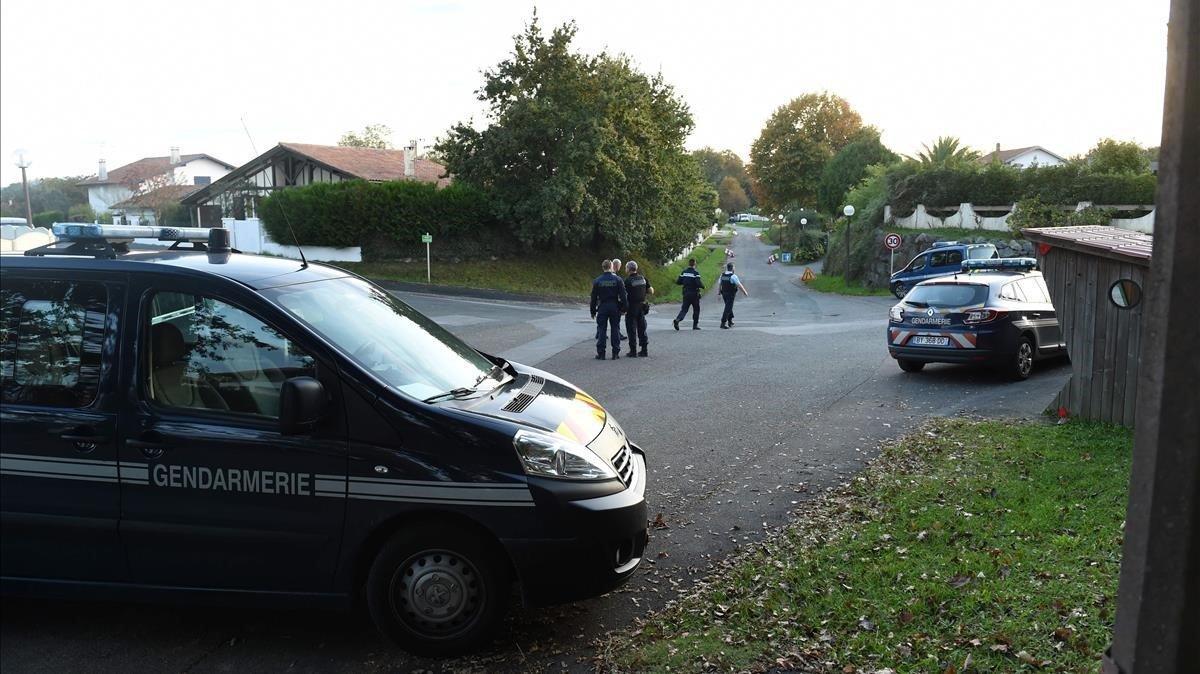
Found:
930,240 -> 960,248
961,257 -> 1038,272
52,223 -> 212,241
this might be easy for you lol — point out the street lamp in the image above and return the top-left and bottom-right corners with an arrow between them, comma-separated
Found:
842,204 -> 856,283
800,217 -> 808,232
12,149 -> 33,227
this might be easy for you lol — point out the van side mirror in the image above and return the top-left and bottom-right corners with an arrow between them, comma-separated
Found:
279,376 -> 326,435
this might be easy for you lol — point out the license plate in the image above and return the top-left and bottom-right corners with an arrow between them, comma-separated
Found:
910,335 -> 950,347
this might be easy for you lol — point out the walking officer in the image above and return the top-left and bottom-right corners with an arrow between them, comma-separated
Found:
718,262 -> 749,329
623,260 -> 653,357
673,258 -> 705,330
590,259 -> 629,360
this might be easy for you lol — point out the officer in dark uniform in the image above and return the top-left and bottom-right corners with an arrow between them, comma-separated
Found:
718,262 -> 749,329
590,259 -> 628,360
673,258 -> 705,330
623,260 -> 653,357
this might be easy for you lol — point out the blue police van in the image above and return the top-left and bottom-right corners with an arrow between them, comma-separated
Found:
0,224 -> 649,655
887,257 -> 1065,380
889,241 -> 999,298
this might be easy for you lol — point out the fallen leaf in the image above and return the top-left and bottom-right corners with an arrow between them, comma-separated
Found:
949,574 -> 972,588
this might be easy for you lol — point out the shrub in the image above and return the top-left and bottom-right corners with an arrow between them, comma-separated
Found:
67,203 -> 96,222
32,210 -> 65,227
1007,198 -> 1117,236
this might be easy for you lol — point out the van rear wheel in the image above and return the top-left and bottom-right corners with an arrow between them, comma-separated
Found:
892,283 -> 909,299
366,524 -> 509,656
1009,336 -> 1035,381
897,359 -> 925,373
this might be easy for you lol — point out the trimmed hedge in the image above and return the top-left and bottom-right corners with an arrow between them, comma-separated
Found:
887,163 -> 1156,214
32,210 -> 65,227
259,180 -> 499,253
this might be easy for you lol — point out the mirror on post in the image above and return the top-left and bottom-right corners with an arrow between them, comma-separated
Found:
279,376 -> 327,435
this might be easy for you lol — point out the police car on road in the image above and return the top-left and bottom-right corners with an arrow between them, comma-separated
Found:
889,241 -> 999,299
887,257 -> 1065,380
0,224 -> 648,655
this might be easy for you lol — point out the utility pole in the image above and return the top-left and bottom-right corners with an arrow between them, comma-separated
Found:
13,149 -> 33,225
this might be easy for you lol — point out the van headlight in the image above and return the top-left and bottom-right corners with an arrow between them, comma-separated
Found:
889,305 -> 904,322
512,429 -> 617,480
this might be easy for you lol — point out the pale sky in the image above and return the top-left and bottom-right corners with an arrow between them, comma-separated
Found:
0,0 -> 1170,187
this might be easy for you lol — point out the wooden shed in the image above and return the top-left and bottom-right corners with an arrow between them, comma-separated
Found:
1022,225 -> 1153,426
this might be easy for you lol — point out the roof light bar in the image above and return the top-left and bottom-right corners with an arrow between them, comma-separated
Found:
961,257 -> 1038,272
930,240 -> 960,248
52,223 -> 212,242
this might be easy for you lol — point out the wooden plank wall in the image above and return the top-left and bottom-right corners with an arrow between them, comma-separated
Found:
1040,247 -> 1146,426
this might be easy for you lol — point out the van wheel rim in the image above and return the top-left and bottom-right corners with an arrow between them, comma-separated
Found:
1018,343 -> 1033,376
391,549 -> 482,636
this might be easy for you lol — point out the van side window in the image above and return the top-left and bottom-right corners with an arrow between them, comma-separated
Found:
929,252 -> 949,267
1018,278 -> 1050,303
999,282 -> 1026,302
145,292 -> 315,419
0,279 -> 107,407
909,255 -> 927,271
946,251 -> 964,266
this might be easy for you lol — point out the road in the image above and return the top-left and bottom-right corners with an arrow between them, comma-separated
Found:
0,227 -> 1069,673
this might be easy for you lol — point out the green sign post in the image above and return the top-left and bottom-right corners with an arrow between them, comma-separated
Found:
421,233 -> 432,282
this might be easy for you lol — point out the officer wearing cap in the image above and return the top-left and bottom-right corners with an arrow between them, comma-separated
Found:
718,262 -> 749,329
672,258 -> 705,331
590,259 -> 628,360
623,260 -> 653,357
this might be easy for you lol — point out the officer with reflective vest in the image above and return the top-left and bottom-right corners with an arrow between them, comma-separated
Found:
622,260 -> 654,357
718,262 -> 749,329
672,258 -> 705,331
590,259 -> 629,360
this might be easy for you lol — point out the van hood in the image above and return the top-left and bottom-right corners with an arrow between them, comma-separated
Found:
446,369 -> 608,446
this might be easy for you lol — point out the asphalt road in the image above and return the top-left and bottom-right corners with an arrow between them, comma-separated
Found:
0,227 -> 1070,673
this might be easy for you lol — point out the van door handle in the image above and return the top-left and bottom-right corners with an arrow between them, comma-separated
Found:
126,438 -> 167,459
61,428 -> 110,453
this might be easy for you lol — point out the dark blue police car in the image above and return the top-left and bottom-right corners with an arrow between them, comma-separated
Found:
889,241 -> 999,298
887,258 -> 1065,379
1,224 -> 648,655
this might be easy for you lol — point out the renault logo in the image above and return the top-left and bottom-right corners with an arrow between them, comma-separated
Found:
926,307 -> 936,317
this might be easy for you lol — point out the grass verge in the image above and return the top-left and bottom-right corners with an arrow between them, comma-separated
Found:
602,418 -> 1132,673
805,273 -> 893,297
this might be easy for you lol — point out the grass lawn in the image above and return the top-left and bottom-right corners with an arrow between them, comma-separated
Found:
603,418 -> 1132,673
339,236 -> 730,304
805,273 -> 893,297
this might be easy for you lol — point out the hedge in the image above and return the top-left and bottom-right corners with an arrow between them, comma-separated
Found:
259,180 -> 499,253
32,210 -> 65,227
886,163 -> 1156,215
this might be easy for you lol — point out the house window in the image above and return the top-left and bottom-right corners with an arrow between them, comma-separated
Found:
193,176 -> 211,186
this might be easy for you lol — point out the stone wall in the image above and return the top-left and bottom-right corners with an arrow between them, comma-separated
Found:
862,229 -> 1035,289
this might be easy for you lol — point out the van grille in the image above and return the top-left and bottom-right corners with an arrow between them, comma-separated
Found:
612,443 -> 635,485
502,375 -> 545,413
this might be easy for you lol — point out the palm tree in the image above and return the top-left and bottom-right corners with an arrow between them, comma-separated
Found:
910,136 -> 981,168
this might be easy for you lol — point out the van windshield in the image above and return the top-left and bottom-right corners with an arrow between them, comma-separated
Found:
903,283 -> 989,308
267,277 -> 502,400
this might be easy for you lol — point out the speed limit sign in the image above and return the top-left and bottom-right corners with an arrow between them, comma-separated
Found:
884,233 -> 902,250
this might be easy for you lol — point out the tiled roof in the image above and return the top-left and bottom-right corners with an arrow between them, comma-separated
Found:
278,143 -> 450,186
977,146 -> 1065,165
1022,225 -> 1152,265
111,184 -> 203,209
79,154 -> 235,186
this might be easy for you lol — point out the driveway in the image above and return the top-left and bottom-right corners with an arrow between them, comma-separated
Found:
0,227 -> 1070,673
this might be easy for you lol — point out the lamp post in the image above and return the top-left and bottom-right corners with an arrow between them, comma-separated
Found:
800,217 -> 808,232
13,149 -> 33,226
842,204 -> 855,283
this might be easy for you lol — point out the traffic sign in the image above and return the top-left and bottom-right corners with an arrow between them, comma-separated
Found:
801,267 -> 815,282
780,252 -> 793,263
421,233 -> 433,244
884,233 -> 902,250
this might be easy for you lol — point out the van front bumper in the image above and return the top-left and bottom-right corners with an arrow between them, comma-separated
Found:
503,446 -> 648,607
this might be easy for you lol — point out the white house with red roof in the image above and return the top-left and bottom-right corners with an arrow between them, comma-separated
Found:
78,147 -> 235,220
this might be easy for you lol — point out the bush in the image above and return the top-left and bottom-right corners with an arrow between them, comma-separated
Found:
1007,198 -> 1117,236
67,203 -> 96,222
32,210 -> 65,227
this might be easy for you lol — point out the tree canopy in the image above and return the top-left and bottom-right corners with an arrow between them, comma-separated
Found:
0,176 -> 89,219
1086,138 -> 1151,174
911,136 -> 981,169
436,16 -> 711,258
692,147 -> 754,207
717,175 -> 749,215
339,124 -> 393,149
749,92 -> 863,210
816,128 -> 897,214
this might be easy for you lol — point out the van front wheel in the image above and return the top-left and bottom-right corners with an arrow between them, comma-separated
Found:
366,525 -> 509,656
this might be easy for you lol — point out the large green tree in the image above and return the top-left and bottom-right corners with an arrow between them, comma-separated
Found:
339,124 -> 393,149
749,92 -> 863,209
692,147 -> 754,206
717,175 -> 749,214
0,176 -> 89,219
910,136 -> 980,168
436,16 -> 709,257
1086,138 -> 1150,174
816,127 -> 897,213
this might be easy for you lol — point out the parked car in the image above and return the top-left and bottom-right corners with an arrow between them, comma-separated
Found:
889,241 -> 998,298
2,224 -> 649,655
886,257 -> 1065,380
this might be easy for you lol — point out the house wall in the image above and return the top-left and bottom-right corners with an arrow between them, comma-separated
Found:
1007,150 -> 1065,168
88,184 -> 133,213
172,157 -> 232,186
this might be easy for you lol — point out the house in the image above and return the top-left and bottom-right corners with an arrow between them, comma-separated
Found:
108,184 -> 204,227
78,148 -> 234,215
977,144 -> 1066,168
180,142 -> 450,226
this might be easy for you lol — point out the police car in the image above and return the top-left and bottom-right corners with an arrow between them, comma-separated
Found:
889,241 -> 999,298
0,225 -> 648,655
887,257 -> 1065,380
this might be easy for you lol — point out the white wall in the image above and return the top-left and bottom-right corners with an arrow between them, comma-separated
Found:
1007,150 -> 1065,168
172,157 -> 232,186
221,217 -> 361,262
88,184 -> 132,213
885,202 -> 1155,233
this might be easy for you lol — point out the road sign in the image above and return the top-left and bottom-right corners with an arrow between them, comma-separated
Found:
781,252 -> 793,263
884,233 -> 902,250
421,233 -> 433,282
801,267 -> 815,282
421,233 -> 433,244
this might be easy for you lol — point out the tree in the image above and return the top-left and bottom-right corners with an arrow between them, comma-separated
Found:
436,15 -> 708,258
717,176 -> 749,214
338,124 -> 393,149
749,92 -> 863,209
1086,138 -> 1151,174
692,147 -> 754,206
816,127 -> 898,214
910,136 -> 981,168
0,176 -> 89,219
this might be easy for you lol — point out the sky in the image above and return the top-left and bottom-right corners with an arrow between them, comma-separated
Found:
0,0 -> 1171,187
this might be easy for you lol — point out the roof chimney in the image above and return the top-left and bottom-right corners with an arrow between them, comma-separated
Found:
404,139 -> 417,179
98,159 -> 108,182
996,142 -> 1002,153
169,146 -> 181,164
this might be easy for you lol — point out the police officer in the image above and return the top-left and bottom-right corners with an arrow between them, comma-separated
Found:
718,262 -> 749,329
623,260 -> 653,357
612,257 -> 628,343
673,258 -> 705,331
590,259 -> 628,360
